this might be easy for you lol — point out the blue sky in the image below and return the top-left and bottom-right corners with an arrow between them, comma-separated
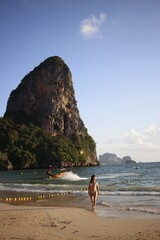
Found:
1,0 -> 160,162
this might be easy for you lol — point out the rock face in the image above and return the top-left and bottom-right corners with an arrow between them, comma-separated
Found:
0,152 -> 13,170
99,153 -> 136,165
4,56 -> 97,166
0,159 -> 13,170
121,156 -> 135,164
5,57 -> 86,137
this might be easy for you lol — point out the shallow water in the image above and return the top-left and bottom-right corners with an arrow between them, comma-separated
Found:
0,162 -> 160,218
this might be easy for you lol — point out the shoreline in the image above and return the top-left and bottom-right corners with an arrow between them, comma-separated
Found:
1,202 -> 160,240
1,189 -> 160,219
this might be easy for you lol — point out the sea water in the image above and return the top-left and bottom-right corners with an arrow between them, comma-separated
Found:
0,162 -> 160,218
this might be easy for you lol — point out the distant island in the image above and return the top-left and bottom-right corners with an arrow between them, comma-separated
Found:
99,153 -> 136,165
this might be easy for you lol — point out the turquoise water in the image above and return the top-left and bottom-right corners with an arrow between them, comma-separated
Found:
0,162 -> 160,218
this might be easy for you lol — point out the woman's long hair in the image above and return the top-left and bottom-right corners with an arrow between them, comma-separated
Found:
90,175 -> 95,183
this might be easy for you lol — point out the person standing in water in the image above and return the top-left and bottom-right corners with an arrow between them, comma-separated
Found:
88,175 -> 99,210
47,165 -> 52,177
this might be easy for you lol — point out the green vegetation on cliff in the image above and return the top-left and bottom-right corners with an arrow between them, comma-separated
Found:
0,118 -> 96,170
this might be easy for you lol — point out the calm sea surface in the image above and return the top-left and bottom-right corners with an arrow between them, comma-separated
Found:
0,162 -> 160,218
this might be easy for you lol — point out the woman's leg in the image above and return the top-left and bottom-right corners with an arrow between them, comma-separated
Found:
89,194 -> 94,208
93,192 -> 97,209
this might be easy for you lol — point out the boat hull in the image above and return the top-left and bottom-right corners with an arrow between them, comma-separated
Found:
48,171 -> 68,179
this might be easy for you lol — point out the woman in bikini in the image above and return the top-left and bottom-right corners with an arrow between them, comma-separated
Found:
88,175 -> 99,210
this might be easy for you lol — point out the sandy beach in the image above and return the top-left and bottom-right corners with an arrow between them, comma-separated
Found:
1,164 -> 160,240
0,202 -> 160,240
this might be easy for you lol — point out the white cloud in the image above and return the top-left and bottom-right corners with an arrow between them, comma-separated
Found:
145,124 -> 160,143
94,125 -> 160,162
124,125 -> 160,151
80,13 -> 107,39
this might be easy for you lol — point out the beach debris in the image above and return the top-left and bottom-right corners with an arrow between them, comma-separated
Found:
60,226 -> 66,230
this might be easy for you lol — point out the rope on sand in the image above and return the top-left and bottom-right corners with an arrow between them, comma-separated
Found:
1,187 -> 88,203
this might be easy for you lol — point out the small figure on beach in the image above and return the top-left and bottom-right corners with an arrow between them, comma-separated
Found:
47,165 -> 52,176
88,175 -> 99,210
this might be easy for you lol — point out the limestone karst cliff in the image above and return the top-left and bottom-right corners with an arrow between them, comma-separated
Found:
5,57 -> 86,137
3,56 -> 97,168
